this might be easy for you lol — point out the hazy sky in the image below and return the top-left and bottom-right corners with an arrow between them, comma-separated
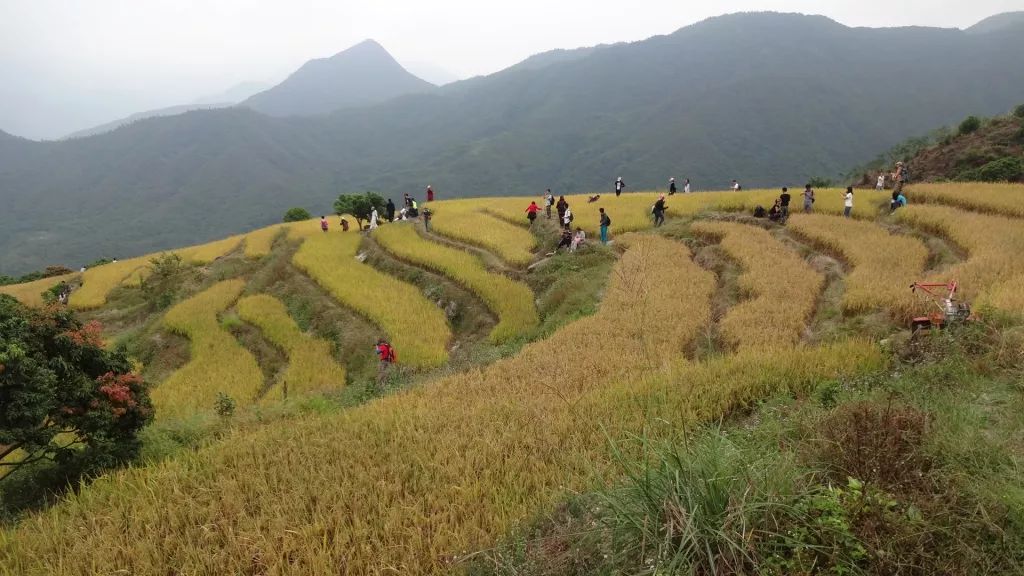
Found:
1,0 -> 1019,139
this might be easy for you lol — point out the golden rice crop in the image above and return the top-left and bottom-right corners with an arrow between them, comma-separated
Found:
236,294 -> 345,402
0,273 -> 78,307
175,234 -> 245,264
0,236 -> 884,575
69,256 -> 151,309
374,224 -> 539,343
895,204 -> 1024,314
428,200 -> 537,266
243,224 -> 287,258
912,182 -> 1024,218
787,213 -> 929,317
150,280 -> 264,420
484,192 -> 663,235
692,221 -> 824,349
292,231 -> 451,368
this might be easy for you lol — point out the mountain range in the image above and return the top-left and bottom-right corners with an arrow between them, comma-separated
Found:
2,11 -> 1024,274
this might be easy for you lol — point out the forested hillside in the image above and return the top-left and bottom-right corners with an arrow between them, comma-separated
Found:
3,12 -> 1024,274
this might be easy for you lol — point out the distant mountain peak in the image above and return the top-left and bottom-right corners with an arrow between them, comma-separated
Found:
242,40 -> 434,117
967,11 -> 1024,34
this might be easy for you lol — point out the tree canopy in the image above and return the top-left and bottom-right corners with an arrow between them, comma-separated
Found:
282,207 -> 312,222
334,192 -> 386,229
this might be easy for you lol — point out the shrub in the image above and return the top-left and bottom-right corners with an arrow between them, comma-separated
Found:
958,115 -> 982,135
956,156 -> 1023,183
1013,103 -> 1024,118
282,207 -> 311,222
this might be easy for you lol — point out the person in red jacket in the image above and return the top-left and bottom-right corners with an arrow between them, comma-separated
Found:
525,201 -> 541,225
426,185 -> 435,202
375,338 -> 396,386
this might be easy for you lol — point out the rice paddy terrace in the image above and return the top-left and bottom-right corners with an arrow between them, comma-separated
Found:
1,183 -> 1023,574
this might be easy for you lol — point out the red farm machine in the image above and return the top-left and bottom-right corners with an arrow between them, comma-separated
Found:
909,280 -> 973,332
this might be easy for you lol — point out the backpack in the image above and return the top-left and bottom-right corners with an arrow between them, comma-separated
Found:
602,215 -> 611,226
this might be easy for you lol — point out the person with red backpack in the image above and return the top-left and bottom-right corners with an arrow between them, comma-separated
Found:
375,338 -> 396,386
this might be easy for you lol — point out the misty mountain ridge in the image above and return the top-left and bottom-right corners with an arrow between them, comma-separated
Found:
2,11 -> 1024,275
241,39 -> 436,117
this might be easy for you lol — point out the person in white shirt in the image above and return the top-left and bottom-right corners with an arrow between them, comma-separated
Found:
369,206 -> 380,229
876,174 -> 885,190
843,187 -> 854,218
562,207 -> 573,229
731,180 -> 741,191
683,178 -> 691,193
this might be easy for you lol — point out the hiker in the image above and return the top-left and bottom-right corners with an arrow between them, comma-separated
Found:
320,216 -> 329,232
876,174 -> 886,190
369,206 -> 379,230
426,185 -> 435,202
684,178 -> 691,193
375,338 -> 396,385
588,194 -> 601,203
802,184 -> 815,213
894,161 -> 909,194
894,192 -> 908,210
403,193 -> 412,208
556,196 -> 569,224
385,199 -> 396,222
731,179 -> 741,192
422,207 -> 433,231
340,217 -> 350,232
779,187 -> 792,221
409,199 -> 419,218
544,189 -> 555,219
652,194 -> 667,227
562,206 -> 574,230
768,199 -> 783,222
615,177 -> 625,197
599,208 -> 611,245
843,186 -> 854,218
570,227 -> 586,252
525,201 -> 541,225
669,177 -> 677,195
556,227 -> 573,251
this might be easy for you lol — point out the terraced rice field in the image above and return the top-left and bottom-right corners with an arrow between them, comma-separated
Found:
913,182 -> 1024,218
787,213 -> 929,317
150,280 -> 264,419
0,273 -> 78,307
243,224 -> 287,258
428,200 -> 537,266
895,204 -> 1024,313
374,224 -> 538,342
237,294 -> 346,402
69,256 -> 152,309
692,221 -> 824,349
292,231 -> 451,368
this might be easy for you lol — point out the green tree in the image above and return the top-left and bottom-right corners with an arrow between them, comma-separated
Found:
958,115 -> 982,135
334,192 -> 386,230
282,207 -> 312,222
1013,103 -> 1024,118
140,253 -> 189,311
0,295 -> 153,486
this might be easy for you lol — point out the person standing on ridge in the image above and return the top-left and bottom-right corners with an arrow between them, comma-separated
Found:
669,178 -> 677,195
525,201 -> 540,226
375,338 -> 396,386
876,173 -> 886,190
684,178 -> 691,194
802,184 -> 815,213
562,206 -> 574,230
369,206 -> 379,230
652,194 -> 667,227
320,216 -> 329,232
426,185 -> 435,202
894,161 -> 909,194
422,207 -> 433,231
615,177 -> 625,197
556,195 -> 569,225
386,198 -> 396,223
403,193 -> 412,209
779,187 -> 791,222
843,186 -> 854,218
340,216 -> 350,232
731,180 -> 741,192
544,189 -> 555,219
599,208 -> 611,244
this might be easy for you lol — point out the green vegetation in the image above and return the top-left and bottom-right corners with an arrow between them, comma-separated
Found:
957,156 -> 1023,182
958,114 -> 982,135
334,191 -> 386,230
0,296 -> 152,520
282,207 -> 312,222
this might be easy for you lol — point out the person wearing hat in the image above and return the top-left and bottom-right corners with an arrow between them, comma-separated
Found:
652,194 -> 667,227
894,161 -> 909,195
669,177 -> 677,195
615,177 -> 625,197
426,185 -> 435,202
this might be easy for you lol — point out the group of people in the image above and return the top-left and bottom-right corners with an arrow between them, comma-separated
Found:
318,186 -> 437,233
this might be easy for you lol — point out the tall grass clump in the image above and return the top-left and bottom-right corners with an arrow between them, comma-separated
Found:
912,182 -> 1024,218
150,280 -> 264,419
236,294 -> 345,402
429,200 -> 538,266
692,221 -> 824,349
0,273 -> 77,307
787,213 -> 928,317
292,231 -> 451,368
895,204 -> 1024,314
374,224 -> 538,343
